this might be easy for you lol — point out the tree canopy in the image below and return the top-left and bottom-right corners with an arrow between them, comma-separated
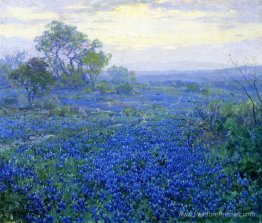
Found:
35,21 -> 105,79
9,57 -> 54,106
107,66 -> 136,94
82,51 -> 111,88
108,66 -> 136,85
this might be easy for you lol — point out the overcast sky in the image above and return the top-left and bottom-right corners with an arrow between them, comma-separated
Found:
0,0 -> 262,70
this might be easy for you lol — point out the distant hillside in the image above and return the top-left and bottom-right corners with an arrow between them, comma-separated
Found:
135,66 -> 262,83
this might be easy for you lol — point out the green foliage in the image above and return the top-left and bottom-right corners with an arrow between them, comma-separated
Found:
107,66 -> 136,94
60,72 -> 85,89
115,82 -> 134,94
220,102 -> 262,182
0,156 -> 27,223
136,83 -> 151,90
201,88 -> 211,96
83,86 -> 93,94
0,189 -> 27,222
189,97 -> 262,205
98,80 -> 111,95
49,105 -> 78,117
0,64 -> 9,86
108,66 -> 136,85
0,51 -> 26,87
35,21 -> 89,77
123,107 -> 142,117
35,20 -> 109,89
9,57 -> 54,106
0,91 -> 27,108
82,51 -> 111,89
186,82 -> 200,92
35,94 -> 59,110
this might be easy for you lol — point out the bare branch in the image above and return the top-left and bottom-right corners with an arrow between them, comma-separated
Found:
232,77 -> 257,125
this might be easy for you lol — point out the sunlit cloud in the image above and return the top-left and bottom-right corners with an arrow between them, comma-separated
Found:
71,3 -> 262,51
0,0 -> 262,70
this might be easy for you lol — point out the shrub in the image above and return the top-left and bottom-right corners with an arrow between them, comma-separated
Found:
183,98 -> 262,211
1,94 -> 17,107
35,94 -> 59,110
107,66 -> 136,94
0,91 -> 27,108
83,86 -> 93,94
115,82 -> 134,94
186,82 -> 200,92
99,80 -> 110,95
59,72 -> 85,89
49,105 -> 79,117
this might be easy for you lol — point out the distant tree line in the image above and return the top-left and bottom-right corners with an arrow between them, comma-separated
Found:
0,51 -> 26,87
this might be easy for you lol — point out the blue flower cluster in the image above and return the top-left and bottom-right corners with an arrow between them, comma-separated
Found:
0,119 -> 257,222
0,115 -> 98,143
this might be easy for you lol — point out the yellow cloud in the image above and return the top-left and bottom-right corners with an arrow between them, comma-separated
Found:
109,3 -> 210,19
113,4 -> 151,16
155,0 -> 168,3
0,7 -> 59,39
79,3 -> 260,50
1,2 -> 262,52
109,3 -> 159,18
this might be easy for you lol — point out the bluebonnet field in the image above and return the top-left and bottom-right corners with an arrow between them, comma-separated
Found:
0,84 -> 260,223
0,21 -> 261,223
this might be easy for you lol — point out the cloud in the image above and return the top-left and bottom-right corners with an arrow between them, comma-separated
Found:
152,0 -> 262,23
70,3 -> 262,51
0,0 -> 262,69
4,7 -> 59,21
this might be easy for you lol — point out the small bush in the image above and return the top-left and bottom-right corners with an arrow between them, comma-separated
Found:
60,72 -> 85,89
0,91 -> 27,108
99,81 -> 110,95
186,83 -> 200,92
83,86 -> 93,94
107,66 -> 136,94
123,107 -> 142,117
35,94 -> 59,110
49,105 -> 79,117
115,82 -> 134,94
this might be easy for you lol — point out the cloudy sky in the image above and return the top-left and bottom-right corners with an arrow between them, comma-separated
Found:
0,0 -> 262,70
